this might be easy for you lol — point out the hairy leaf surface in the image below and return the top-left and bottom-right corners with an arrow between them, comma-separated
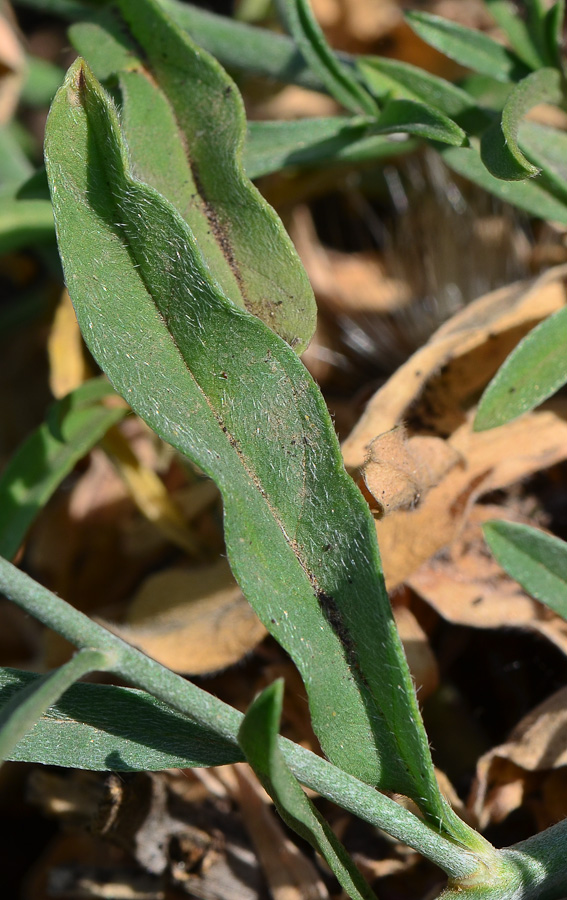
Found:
44,59 -> 454,831
71,0 -> 316,353
0,668 -> 243,770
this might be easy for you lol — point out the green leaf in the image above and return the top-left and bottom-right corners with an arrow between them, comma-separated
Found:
44,59 -> 455,832
406,11 -> 528,83
374,98 -> 466,146
480,68 -> 563,180
21,56 -> 65,106
0,667 -> 243,770
244,116 -> 411,179
0,649 -> 114,763
71,0 -> 317,354
279,0 -> 377,115
0,198 -> 55,254
0,378 -> 126,560
519,120 -> 567,203
239,681 -> 378,900
358,57 -> 479,121
0,559 -> 487,873
439,142 -> 567,225
0,126 -> 33,187
483,0 -> 547,70
545,1 -> 566,69
483,521 -> 567,621
474,306 -> 567,431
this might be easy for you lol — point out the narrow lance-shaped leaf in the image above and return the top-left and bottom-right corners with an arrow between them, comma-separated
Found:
239,681 -> 378,900
545,1 -> 566,70
518,120 -> 567,204
483,0 -> 547,70
357,57 -> 480,121
244,116 -> 409,180
480,68 -> 564,180
406,11 -> 529,83
0,560 -> 487,876
71,0 -> 316,353
483,521 -> 567,622
0,667 -> 244,770
474,305 -> 567,431
44,59 -> 461,836
373,98 -> 466,147
0,649 -> 114,764
439,142 -> 567,226
0,378 -> 126,560
278,0 -> 377,115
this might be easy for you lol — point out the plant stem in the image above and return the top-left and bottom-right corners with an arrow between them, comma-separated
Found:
0,556 -> 481,878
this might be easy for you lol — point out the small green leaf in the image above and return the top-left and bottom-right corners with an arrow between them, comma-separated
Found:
21,56 -> 65,106
439,142 -> 567,225
72,0 -> 317,353
483,521 -> 567,621
0,198 -> 54,254
545,1 -> 566,69
279,0 -> 378,115
358,57 -> 479,121
480,68 -> 563,180
474,306 -> 567,431
0,649 -> 114,764
45,58 -> 454,831
245,117 -> 415,179
406,11 -> 528,83
374,98 -> 467,146
239,681 -> 378,900
519,120 -> 567,203
0,667 -> 243,770
483,0 -> 547,70
0,378 -> 126,559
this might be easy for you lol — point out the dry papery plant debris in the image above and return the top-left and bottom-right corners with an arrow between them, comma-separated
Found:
3,0 -> 567,898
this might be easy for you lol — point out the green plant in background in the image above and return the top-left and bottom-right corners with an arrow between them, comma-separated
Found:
2,0 -> 567,898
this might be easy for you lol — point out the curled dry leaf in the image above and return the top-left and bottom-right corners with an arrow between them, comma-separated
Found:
376,401 -> 567,589
407,507 -> 567,656
109,560 -> 267,675
363,425 -> 461,517
471,687 -> 567,831
342,263 -> 567,469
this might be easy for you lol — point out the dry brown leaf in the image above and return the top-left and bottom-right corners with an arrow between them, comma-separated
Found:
393,604 -> 439,700
250,85 -> 339,121
471,687 -> 567,830
292,206 -> 412,316
0,6 -> 25,124
375,401 -> 567,589
109,560 -> 267,675
101,426 -> 199,556
342,264 -> 567,469
407,506 -> 567,656
363,426 -> 461,517
47,288 -> 91,398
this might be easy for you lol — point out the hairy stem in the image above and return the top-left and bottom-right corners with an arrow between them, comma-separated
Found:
0,556 -> 481,879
